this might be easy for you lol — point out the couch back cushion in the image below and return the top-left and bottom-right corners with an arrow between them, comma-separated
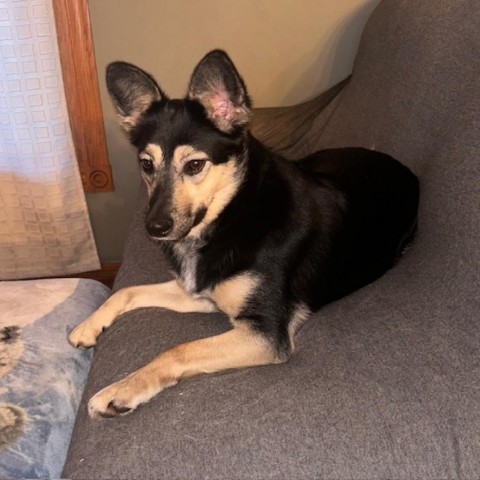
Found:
285,0 -> 479,302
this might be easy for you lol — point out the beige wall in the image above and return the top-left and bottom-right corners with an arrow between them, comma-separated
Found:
86,0 -> 381,262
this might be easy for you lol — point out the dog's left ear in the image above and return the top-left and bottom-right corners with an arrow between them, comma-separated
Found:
187,50 -> 251,133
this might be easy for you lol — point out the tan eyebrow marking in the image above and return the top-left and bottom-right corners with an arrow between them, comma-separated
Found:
141,143 -> 164,167
173,145 -> 209,170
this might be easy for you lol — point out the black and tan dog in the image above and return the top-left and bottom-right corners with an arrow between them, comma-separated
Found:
69,50 -> 419,419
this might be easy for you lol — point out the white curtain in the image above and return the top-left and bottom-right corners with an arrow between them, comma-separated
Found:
0,0 -> 100,279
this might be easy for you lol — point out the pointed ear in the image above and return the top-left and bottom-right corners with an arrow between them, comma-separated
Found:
106,61 -> 165,134
187,50 -> 252,133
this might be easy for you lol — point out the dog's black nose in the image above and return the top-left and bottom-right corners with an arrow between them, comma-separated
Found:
146,219 -> 173,238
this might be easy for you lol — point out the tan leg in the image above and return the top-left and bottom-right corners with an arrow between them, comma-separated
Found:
68,280 -> 216,349
87,324 -> 283,419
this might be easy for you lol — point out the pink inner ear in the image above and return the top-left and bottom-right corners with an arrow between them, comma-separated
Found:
210,90 -> 235,120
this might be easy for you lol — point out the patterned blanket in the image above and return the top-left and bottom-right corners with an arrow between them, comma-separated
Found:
0,278 -> 110,479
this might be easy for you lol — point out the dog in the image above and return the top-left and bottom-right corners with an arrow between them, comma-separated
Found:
68,50 -> 419,419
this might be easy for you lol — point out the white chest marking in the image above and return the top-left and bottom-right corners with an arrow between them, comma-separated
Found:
172,242 -> 199,294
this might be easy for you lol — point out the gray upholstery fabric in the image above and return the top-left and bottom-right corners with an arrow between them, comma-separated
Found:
63,0 -> 480,478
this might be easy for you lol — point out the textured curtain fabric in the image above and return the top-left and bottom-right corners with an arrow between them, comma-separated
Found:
0,0 -> 100,279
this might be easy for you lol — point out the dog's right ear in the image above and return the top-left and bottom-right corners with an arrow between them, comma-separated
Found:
106,62 -> 165,134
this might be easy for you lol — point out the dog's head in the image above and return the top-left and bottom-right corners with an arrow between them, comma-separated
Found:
106,50 -> 252,241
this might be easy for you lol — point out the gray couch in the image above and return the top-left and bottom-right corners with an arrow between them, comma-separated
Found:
63,0 -> 480,478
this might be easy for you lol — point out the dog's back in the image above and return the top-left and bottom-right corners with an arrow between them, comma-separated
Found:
295,147 -> 419,307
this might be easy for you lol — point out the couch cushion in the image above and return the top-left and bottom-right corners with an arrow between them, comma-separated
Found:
63,0 -> 479,478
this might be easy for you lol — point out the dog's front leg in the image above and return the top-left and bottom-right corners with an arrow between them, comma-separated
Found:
68,280 -> 216,349
87,324 -> 284,418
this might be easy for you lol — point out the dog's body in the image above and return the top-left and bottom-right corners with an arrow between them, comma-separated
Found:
69,50 -> 419,418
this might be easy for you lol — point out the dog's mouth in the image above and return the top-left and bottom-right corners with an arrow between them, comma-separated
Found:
191,206 -> 208,229
145,206 -> 208,243
147,231 -> 186,243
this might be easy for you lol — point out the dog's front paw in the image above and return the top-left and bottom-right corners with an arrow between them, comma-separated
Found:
68,319 -> 102,349
88,383 -> 135,419
87,373 -> 169,419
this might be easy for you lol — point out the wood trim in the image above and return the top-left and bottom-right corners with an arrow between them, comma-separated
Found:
52,0 -> 114,192
69,262 -> 121,289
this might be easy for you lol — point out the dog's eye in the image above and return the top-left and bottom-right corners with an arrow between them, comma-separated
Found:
140,159 -> 154,174
184,159 -> 206,176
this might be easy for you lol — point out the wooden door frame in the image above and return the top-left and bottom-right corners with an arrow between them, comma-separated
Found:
52,0 -> 114,192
